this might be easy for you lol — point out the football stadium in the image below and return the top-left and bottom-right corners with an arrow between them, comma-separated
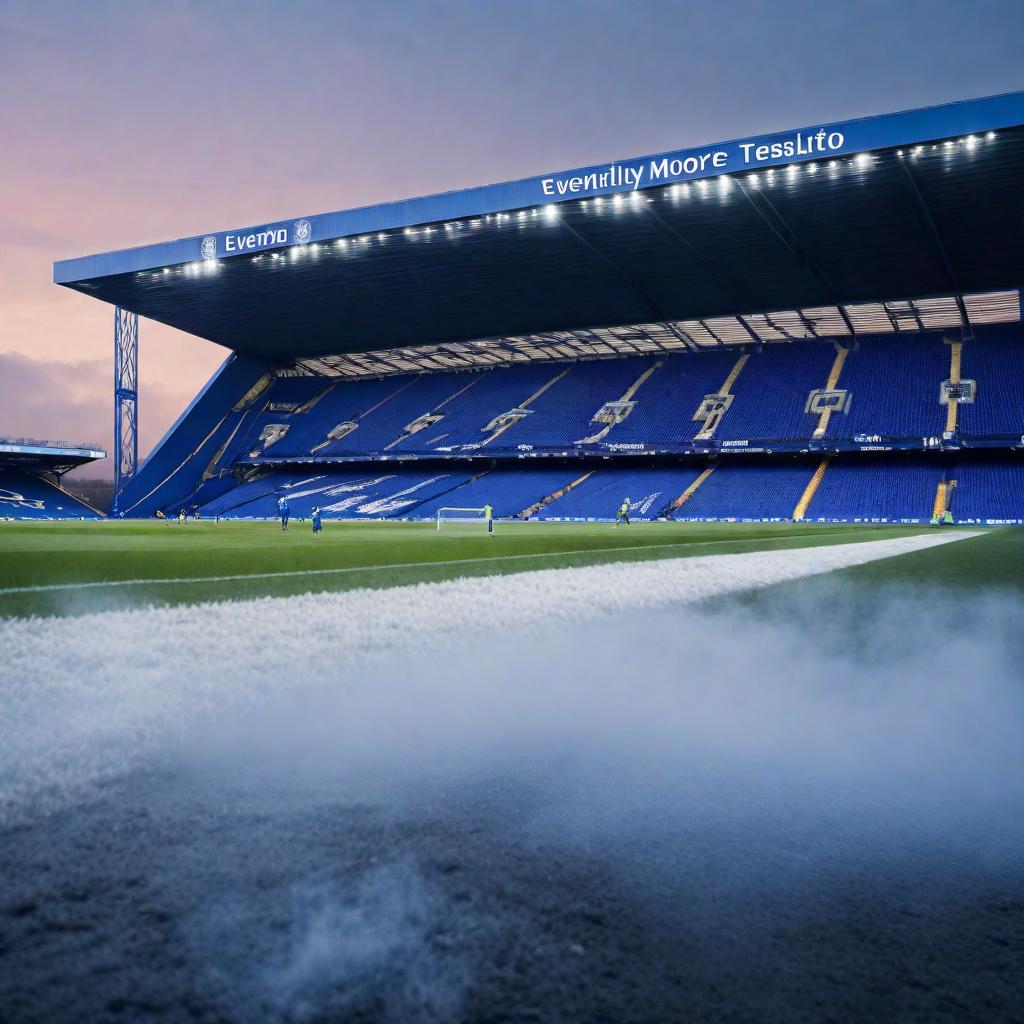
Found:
3,92 -> 1024,613
3,86 -> 1024,1023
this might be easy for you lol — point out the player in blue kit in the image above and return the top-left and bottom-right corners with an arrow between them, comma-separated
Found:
311,507 -> 322,538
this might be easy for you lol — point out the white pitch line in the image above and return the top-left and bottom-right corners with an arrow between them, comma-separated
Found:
0,530 -> 982,825
0,529 -> 889,596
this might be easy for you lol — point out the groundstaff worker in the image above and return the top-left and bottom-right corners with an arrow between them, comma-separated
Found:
484,502 -> 494,535
311,506 -> 322,538
277,495 -> 290,531
616,498 -> 631,526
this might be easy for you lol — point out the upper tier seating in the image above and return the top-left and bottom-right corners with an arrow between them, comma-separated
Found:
600,351 -> 738,445
715,342 -> 834,441
216,325 -> 1024,469
822,335 -> 949,440
959,326 -> 1024,437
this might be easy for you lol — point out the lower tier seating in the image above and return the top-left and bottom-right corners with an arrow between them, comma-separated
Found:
803,457 -> 945,523
192,456 -> 1024,525
0,467 -> 102,520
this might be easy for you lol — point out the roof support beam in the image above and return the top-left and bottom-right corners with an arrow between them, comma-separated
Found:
734,315 -> 763,345
662,321 -> 701,351
640,206 -> 760,310
895,159 -> 972,337
732,179 -> 858,337
557,220 -> 666,321
699,319 -> 725,345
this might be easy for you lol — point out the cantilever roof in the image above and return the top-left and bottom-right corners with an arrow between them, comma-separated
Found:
55,91 -> 1024,363
0,438 -> 106,472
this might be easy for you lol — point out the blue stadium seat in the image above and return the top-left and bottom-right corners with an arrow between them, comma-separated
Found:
949,458 -> 1024,523
0,467 -> 102,520
805,457 -> 943,522
675,462 -> 812,520
540,465 -> 704,519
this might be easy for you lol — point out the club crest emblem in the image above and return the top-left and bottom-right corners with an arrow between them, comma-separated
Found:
200,236 -> 217,259
293,219 -> 312,244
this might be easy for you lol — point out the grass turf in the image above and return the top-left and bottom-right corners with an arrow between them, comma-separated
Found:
0,518 -> 968,618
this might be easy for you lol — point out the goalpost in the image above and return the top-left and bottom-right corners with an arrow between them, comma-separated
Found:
436,507 -> 488,530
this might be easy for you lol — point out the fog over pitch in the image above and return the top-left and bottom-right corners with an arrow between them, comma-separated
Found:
1,534 -> 1022,1021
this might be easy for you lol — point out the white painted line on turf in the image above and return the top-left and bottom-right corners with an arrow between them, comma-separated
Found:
0,530 -> 981,824
0,528 -> 942,597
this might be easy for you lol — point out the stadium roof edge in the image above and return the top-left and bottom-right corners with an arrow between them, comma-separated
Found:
54,89 -> 1024,284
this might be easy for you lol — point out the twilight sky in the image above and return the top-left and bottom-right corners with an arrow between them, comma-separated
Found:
2,0 -> 1023,475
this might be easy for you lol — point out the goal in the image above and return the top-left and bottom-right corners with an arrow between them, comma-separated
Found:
436,507 -> 488,530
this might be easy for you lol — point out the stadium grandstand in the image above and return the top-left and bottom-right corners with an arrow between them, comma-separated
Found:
51,91 -> 1024,526
0,437 -> 106,519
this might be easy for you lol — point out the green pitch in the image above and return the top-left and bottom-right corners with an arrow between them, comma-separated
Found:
0,519 -> 1018,618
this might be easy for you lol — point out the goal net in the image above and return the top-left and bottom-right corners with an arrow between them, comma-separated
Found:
436,507 -> 488,530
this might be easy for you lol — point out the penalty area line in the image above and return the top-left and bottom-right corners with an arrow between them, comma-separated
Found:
0,531 -> 887,596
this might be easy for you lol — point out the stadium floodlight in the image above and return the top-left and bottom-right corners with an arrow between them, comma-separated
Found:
987,131 -> 996,139
436,507 -> 489,530
964,135 -> 978,149
807,163 -> 818,174
855,152 -> 871,168
612,194 -> 624,209
543,204 -> 558,222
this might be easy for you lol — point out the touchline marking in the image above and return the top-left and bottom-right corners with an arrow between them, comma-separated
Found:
0,530 -> 898,596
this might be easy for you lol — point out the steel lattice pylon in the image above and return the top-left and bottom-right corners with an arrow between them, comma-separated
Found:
112,307 -> 138,516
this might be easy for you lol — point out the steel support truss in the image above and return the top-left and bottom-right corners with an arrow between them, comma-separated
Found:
112,307 -> 138,515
